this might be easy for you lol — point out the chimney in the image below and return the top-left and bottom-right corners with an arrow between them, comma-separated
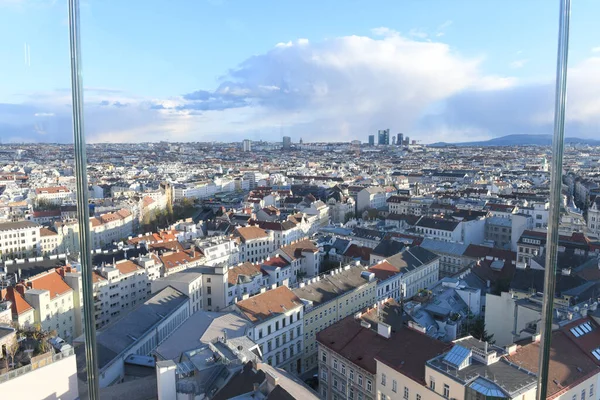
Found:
15,284 -> 26,296
253,382 -> 259,392
505,343 -> 518,355
531,333 -> 541,343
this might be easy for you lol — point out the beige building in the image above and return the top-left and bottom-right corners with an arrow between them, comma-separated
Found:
506,317 -> 600,400
316,304 -> 449,400
2,270 -> 77,341
292,264 -> 377,373
426,336 -> 538,400
34,186 -> 73,205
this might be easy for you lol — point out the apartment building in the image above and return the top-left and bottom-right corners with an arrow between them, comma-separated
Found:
159,246 -> 204,276
11,269 -> 76,340
368,246 -> 439,301
275,238 -> 321,280
415,217 -> 462,243
236,286 -> 304,374
151,268 -> 203,313
292,264 -> 377,373
194,236 -> 240,266
587,197 -> 600,237
317,311 -> 448,400
0,221 -> 41,260
54,209 -> 134,253
255,220 -> 306,248
34,186 -> 73,205
234,226 -> 275,263
226,262 -> 266,306
356,187 -> 389,213
39,227 -> 62,255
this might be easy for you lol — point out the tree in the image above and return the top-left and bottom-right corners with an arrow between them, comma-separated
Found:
5,336 -> 19,371
468,316 -> 495,344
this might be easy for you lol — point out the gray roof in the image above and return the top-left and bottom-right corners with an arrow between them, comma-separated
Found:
420,238 -> 469,256
292,265 -> 370,306
155,268 -> 204,284
486,216 -> 512,227
428,338 -> 537,397
386,246 -> 439,272
96,286 -> 188,370
0,221 -> 39,232
154,311 -> 252,361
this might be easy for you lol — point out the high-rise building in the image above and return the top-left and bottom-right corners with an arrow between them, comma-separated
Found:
397,133 -> 404,146
282,136 -> 291,150
405,136 -> 410,145
368,135 -> 375,146
392,136 -> 396,145
242,139 -> 252,152
377,129 -> 390,145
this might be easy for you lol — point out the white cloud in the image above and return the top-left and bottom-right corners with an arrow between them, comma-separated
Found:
408,28 -> 428,39
592,46 -> 600,53
2,29 -> 600,144
509,59 -> 529,69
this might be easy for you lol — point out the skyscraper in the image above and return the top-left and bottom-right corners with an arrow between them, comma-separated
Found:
392,136 -> 396,145
405,136 -> 410,145
368,135 -> 375,146
242,139 -> 252,152
377,129 -> 390,145
397,133 -> 404,146
282,136 -> 291,150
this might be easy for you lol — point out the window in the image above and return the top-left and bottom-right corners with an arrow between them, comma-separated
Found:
429,377 -> 435,390
259,329 -> 263,339
333,358 -> 338,370
590,384 -> 594,397
367,379 -> 372,392
321,369 -> 327,382
381,394 -> 387,400
349,369 -> 354,381
392,380 -> 397,393
381,373 -> 386,386
403,387 -> 409,399
358,375 -> 363,386
341,364 -> 346,375
321,351 -> 327,363
581,390 -> 586,400
416,395 -> 421,400
349,387 -> 354,399
443,384 -> 449,398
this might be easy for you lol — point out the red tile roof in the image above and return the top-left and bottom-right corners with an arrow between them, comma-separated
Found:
236,286 -> 302,323
28,270 -> 72,300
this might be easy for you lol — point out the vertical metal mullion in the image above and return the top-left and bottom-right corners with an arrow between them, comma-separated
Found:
67,0 -> 100,398
537,0 -> 571,398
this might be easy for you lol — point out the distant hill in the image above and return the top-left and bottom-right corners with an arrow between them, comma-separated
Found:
429,134 -> 600,147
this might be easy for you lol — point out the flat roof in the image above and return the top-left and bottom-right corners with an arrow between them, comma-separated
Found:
154,311 -> 252,361
292,265 -> 370,306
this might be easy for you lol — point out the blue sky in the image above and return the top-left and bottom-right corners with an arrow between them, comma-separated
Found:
1,0 -> 599,143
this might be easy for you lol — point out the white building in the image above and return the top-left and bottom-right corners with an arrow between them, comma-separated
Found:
236,286 -> 304,374
234,226 -> 275,263
369,246 -> 439,301
34,186 -> 74,205
195,236 -> 240,266
0,221 -> 41,260
356,187 -> 389,213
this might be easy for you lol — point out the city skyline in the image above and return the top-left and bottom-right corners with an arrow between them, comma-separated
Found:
1,0 -> 599,144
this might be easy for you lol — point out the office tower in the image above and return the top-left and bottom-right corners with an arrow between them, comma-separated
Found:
398,133 -> 404,146
282,136 -> 291,150
377,129 -> 390,145
392,136 -> 396,145
368,135 -> 375,146
405,136 -> 410,145
242,139 -> 252,152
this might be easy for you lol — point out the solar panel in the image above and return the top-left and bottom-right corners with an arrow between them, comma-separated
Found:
592,349 -> 600,361
575,327 -> 585,336
571,328 -> 581,337
582,322 -> 592,332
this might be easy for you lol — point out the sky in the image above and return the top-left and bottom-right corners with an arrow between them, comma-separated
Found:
1,0 -> 599,144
